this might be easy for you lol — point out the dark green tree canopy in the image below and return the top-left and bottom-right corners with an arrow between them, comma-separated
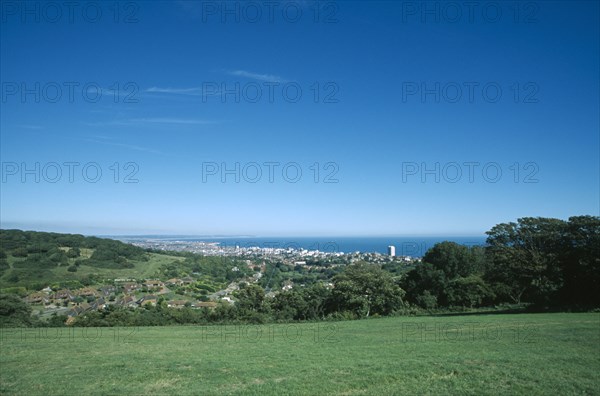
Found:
422,241 -> 485,279
332,262 -> 405,317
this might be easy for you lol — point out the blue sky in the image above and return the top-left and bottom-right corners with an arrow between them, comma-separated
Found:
1,1 -> 598,236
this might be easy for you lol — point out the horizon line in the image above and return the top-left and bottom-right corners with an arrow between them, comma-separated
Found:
0,228 -> 487,239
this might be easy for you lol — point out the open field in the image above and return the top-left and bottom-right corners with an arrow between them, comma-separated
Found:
51,252 -> 185,280
1,252 -> 184,288
1,313 -> 598,395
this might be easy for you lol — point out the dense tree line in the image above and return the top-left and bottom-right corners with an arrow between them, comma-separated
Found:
484,216 -> 599,307
401,242 -> 492,309
402,216 -> 599,309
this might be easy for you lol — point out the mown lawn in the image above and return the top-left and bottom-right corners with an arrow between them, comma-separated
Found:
1,313 -> 598,395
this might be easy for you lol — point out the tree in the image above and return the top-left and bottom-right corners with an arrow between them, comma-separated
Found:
12,247 -> 28,257
402,242 -> 491,308
47,313 -> 67,327
414,290 -> 437,310
0,259 -> 10,273
0,294 -> 36,327
66,247 -> 81,258
446,275 -> 495,308
401,262 -> 448,307
559,216 -> 600,306
271,289 -> 306,320
269,284 -> 330,321
485,217 -> 566,305
422,241 -> 485,279
235,284 -> 266,312
299,284 -> 331,320
331,262 -> 405,317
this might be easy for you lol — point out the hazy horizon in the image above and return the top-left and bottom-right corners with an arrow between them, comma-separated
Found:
0,221 -> 489,238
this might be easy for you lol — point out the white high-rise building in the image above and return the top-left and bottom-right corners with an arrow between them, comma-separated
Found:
387,245 -> 396,257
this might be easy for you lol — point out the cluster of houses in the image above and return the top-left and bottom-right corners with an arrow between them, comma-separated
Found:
24,286 -> 116,306
22,267 -> 313,325
23,277 -> 220,323
245,260 -> 267,272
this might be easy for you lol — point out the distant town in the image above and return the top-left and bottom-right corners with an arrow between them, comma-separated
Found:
124,238 -> 418,266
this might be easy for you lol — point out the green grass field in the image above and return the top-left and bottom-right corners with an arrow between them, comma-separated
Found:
1,252 -> 184,288
51,252 -> 185,280
1,313 -> 598,395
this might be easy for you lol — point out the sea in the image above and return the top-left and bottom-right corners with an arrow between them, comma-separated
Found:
115,235 -> 488,258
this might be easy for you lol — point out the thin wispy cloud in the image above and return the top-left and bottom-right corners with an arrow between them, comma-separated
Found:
146,87 -> 203,96
77,86 -> 141,101
145,70 -> 287,98
85,118 -> 219,127
131,118 -> 217,125
228,70 -> 287,83
84,137 -> 163,155
16,124 -> 43,130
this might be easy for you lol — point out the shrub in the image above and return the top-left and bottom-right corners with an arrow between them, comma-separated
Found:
12,248 -> 28,258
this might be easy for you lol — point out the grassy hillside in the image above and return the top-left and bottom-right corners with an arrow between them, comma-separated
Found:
0,229 -> 184,289
1,313 -> 598,395
12,252 -> 183,284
